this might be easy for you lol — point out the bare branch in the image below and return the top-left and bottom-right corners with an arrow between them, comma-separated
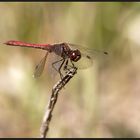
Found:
40,67 -> 77,138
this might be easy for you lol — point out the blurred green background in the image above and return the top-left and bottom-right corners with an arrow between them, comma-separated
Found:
0,2 -> 140,138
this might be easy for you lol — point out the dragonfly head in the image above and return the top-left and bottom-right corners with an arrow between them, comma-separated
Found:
69,49 -> 81,62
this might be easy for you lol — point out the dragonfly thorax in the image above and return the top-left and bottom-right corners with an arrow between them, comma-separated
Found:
56,43 -> 81,62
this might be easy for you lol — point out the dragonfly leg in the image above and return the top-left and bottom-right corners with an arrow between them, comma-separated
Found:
63,59 -> 70,72
70,60 -> 75,67
63,59 -> 76,73
52,58 -> 66,80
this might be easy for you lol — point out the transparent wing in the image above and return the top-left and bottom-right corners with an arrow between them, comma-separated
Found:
68,43 -> 108,69
33,52 -> 49,78
73,52 -> 93,69
68,43 -> 108,57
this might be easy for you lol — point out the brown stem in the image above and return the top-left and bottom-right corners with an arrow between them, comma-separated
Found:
40,67 -> 77,138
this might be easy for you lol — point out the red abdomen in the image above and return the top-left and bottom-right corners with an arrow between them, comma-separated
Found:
4,40 -> 50,50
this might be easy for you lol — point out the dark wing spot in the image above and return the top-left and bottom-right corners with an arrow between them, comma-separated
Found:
104,51 -> 108,55
86,55 -> 91,59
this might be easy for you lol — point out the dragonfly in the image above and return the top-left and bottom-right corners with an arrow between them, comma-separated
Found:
4,40 -> 108,79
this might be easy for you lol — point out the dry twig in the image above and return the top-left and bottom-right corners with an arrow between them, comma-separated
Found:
40,66 -> 77,138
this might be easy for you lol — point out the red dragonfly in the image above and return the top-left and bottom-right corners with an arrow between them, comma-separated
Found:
4,40 -> 108,79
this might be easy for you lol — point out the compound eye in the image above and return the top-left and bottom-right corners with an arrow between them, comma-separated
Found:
72,52 -> 76,57
70,50 -> 81,62
70,52 -> 76,60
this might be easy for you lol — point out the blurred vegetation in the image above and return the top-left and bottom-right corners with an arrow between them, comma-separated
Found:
0,2 -> 140,138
